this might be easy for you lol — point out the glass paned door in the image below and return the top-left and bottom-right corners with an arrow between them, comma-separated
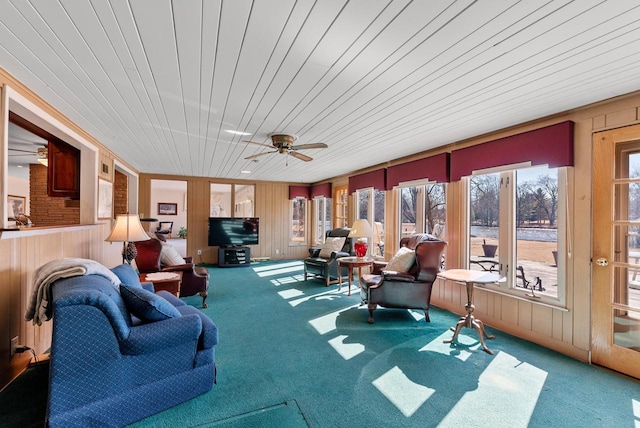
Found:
593,124 -> 640,379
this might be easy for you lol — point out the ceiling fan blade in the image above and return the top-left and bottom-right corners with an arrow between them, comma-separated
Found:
244,150 -> 277,160
243,140 -> 273,149
289,151 -> 313,162
290,142 -> 327,150
8,148 -> 38,154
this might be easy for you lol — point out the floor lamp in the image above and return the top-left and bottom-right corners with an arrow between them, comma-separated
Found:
105,213 -> 151,264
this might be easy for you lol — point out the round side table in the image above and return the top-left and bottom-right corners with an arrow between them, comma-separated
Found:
337,256 -> 374,296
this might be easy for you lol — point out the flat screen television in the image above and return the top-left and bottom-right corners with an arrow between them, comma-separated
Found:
208,217 -> 259,247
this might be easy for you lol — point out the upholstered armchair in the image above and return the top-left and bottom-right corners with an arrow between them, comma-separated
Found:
135,237 -> 210,308
304,227 -> 354,287
47,263 -> 217,427
156,221 -> 173,236
360,233 -> 446,324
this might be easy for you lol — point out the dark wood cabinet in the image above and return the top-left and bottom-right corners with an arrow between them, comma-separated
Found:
47,138 -> 80,199
10,112 -> 81,200
218,247 -> 251,267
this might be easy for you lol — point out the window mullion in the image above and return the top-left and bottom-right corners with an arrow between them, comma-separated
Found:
417,186 -> 426,233
500,171 -> 517,288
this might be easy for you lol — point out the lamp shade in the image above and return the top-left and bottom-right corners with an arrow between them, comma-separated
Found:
348,219 -> 374,238
105,214 -> 150,243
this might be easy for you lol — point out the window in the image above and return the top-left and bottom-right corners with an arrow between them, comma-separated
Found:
356,188 -> 386,258
5,87 -> 97,227
210,183 -> 254,217
313,196 -> 331,245
333,185 -> 348,228
398,183 -> 446,240
234,184 -> 254,217
210,184 -> 232,217
467,165 -> 565,303
291,197 -> 306,244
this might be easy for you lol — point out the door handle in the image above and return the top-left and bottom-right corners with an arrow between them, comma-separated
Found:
595,258 -> 608,267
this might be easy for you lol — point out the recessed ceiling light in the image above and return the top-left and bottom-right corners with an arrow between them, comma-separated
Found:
225,130 -> 251,136
241,170 -> 251,174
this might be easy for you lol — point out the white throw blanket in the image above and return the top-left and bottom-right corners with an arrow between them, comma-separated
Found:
25,258 -> 121,326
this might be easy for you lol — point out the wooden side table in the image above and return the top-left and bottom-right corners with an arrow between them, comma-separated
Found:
337,256 -> 374,296
437,269 -> 501,354
139,271 -> 183,297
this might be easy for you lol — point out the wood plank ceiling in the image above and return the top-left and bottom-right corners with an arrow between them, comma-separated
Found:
1,0 -> 640,183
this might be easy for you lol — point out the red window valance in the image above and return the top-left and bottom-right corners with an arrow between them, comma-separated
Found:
310,182 -> 332,198
348,169 -> 386,194
386,153 -> 450,189
450,121 -> 574,181
289,185 -> 310,200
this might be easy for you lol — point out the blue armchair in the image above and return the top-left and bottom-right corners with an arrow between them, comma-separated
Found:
47,264 -> 217,427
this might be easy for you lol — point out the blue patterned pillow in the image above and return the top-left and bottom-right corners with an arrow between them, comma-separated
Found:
120,284 -> 181,322
111,264 -> 142,288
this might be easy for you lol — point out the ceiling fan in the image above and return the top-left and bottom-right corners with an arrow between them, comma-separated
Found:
8,146 -> 48,166
243,134 -> 327,163
9,146 -> 47,158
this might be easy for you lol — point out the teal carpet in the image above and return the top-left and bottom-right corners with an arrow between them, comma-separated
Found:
2,260 -> 639,427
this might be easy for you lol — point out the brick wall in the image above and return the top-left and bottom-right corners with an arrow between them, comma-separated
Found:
29,163 -> 80,226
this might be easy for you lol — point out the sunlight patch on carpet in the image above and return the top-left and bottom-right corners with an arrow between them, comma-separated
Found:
278,289 -> 305,299
328,335 -> 365,360
308,304 -> 359,334
270,274 -> 306,286
372,366 -> 435,417
253,261 -> 304,272
419,331 -> 481,362
254,262 -> 304,277
409,310 -> 424,321
633,399 -> 640,427
289,288 -> 349,307
438,352 -> 547,427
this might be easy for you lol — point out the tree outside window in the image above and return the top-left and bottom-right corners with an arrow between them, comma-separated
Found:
291,197 -> 306,244
400,184 -> 446,239
468,166 -> 563,301
313,197 -> 331,245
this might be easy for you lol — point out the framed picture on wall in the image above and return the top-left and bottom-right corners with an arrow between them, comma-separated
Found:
158,202 -> 178,215
8,195 -> 25,219
98,179 -> 113,219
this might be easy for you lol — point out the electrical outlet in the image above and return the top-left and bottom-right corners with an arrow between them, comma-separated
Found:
10,336 -> 18,356
275,249 -> 279,255
197,249 -> 202,255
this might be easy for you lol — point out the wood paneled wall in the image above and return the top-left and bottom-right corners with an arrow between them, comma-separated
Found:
0,223 -> 122,388
431,93 -> 640,362
3,62 -> 640,391
0,67 -> 130,389
138,175 -> 310,263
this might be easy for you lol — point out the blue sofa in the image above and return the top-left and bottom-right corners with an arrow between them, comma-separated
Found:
47,264 -> 218,427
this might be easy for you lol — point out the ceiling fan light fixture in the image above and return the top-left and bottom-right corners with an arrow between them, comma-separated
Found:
270,133 -> 297,147
37,147 -> 48,166
243,133 -> 326,163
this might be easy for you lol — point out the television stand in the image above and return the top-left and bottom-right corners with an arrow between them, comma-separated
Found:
218,246 -> 251,267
